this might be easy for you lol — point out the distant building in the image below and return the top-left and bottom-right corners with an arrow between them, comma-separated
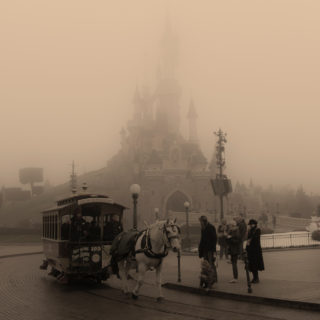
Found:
1,187 -> 31,203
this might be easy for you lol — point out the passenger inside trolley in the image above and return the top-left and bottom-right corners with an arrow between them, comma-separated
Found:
103,214 -> 123,241
60,210 -> 123,242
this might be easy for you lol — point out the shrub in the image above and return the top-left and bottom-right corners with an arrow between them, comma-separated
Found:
311,230 -> 320,241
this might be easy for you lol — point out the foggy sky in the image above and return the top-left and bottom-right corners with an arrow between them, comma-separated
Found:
1,1 -> 320,193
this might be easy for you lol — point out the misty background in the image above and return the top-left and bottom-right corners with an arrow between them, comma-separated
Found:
1,0 -> 320,193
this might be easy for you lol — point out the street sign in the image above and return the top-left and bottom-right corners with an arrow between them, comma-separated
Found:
210,178 -> 232,196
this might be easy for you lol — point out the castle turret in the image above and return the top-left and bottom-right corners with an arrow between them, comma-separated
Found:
155,17 -> 181,134
133,86 -> 141,122
187,99 -> 198,144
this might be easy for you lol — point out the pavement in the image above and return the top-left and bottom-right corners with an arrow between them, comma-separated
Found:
158,248 -> 320,311
1,243 -> 319,311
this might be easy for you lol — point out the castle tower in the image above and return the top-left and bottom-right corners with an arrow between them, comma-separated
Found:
187,98 -> 198,144
132,86 -> 141,123
155,17 -> 181,134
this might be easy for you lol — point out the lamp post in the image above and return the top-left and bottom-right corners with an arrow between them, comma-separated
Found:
211,129 -> 232,222
184,201 -> 190,248
154,207 -> 159,220
130,184 -> 141,230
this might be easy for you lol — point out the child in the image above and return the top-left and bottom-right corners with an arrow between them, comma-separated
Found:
200,259 -> 216,290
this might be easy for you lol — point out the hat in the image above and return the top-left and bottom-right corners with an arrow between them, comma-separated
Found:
199,215 -> 208,222
248,219 -> 257,225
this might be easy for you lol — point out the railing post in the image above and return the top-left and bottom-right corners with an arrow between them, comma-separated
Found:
272,234 -> 274,248
290,234 -> 292,247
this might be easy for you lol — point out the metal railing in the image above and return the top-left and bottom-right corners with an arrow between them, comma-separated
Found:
260,232 -> 320,249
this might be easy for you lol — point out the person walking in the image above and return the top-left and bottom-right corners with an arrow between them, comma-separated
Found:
198,215 -> 217,285
246,219 -> 264,283
235,215 -> 247,259
217,219 -> 229,259
226,220 -> 241,283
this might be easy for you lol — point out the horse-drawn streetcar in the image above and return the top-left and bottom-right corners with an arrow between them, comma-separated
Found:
40,187 -> 181,300
40,191 -> 126,283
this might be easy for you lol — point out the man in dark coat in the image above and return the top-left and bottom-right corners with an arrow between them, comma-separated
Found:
104,214 -> 123,241
70,209 -> 87,241
246,219 -> 264,283
198,216 -> 217,268
226,220 -> 241,283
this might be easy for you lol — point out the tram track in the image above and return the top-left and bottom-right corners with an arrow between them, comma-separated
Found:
86,289 -> 287,320
105,275 -> 288,320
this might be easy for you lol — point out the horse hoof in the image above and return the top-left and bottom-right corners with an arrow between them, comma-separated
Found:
156,296 -> 164,303
131,293 -> 138,300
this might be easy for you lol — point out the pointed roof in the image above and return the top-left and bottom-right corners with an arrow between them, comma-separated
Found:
187,98 -> 198,118
133,86 -> 141,104
160,14 -> 179,79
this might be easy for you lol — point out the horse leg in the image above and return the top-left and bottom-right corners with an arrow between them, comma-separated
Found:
118,260 -> 129,295
156,262 -> 164,302
132,263 -> 146,299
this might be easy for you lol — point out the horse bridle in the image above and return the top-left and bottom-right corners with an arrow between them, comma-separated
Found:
162,223 -> 181,249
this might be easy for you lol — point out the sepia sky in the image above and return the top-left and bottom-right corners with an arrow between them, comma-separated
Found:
1,0 -> 320,193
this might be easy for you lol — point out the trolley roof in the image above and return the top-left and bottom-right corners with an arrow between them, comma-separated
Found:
42,193 -> 127,214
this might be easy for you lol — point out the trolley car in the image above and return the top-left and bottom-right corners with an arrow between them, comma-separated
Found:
41,191 -> 127,283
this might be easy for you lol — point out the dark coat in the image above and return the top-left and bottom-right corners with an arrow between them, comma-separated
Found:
237,219 -> 247,241
70,217 -> 87,241
217,224 -> 228,246
104,221 -> 123,241
246,227 -> 265,272
198,222 -> 217,257
226,227 -> 241,256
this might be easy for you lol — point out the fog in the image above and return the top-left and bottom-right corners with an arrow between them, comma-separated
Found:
1,0 -> 320,193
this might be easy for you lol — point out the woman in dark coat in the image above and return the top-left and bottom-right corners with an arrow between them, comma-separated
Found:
246,219 -> 264,283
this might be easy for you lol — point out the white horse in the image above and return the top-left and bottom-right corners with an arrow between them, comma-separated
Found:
117,219 -> 181,301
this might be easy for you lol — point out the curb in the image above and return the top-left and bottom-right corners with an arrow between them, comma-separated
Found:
163,282 -> 320,312
0,251 -> 43,259
181,245 -> 320,256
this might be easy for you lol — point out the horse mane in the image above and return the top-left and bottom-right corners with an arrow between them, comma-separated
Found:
148,220 -> 165,229
149,218 -> 176,229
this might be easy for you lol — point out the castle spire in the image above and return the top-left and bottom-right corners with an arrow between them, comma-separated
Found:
133,85 -> 141,104
132,85 -> 142,122
161,14 -> 179,79
187,98 -> 198,143
155,17 -> 181,134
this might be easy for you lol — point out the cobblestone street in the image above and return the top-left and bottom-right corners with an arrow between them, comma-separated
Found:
0,249 -> 319,320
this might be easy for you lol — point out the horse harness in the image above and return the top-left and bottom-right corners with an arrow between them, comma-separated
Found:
135,224 -> 180,260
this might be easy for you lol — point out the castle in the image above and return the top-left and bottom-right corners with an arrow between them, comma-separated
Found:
87,20 -> 217,227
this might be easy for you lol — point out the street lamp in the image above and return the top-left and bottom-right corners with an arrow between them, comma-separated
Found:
154,207 -> 159,220
184,201 -> 190,248
130,184 -> 141,230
